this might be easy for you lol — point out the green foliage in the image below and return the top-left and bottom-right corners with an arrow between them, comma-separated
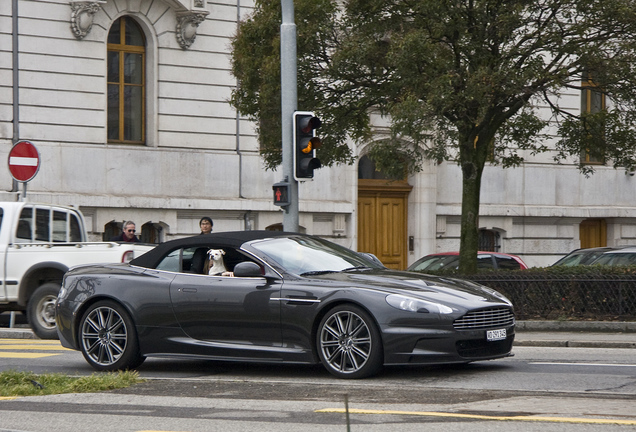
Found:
415,264 -> 636,277
231,0 -> 356,170
556,110 -> 636,175
532,265 -> 636,276
231,0 -> 636,273
0,370 -> 143,397
232,0 -> 636,174
418,265 -> 636,320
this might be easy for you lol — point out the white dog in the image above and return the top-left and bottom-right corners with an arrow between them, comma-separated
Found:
207,249 -> 232,276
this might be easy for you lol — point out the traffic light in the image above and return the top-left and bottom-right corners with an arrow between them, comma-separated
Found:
293,111 -> 322,180
272,181 -> 290,207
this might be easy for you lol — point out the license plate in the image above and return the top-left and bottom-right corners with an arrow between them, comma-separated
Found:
486,329 -> 507,342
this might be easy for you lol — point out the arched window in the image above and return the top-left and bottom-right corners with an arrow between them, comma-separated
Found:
265,223 -> 306,233
107,17 -> 146,144
358,155 -> 389,180
140,222 -> 163,243
103,221 -> 121,241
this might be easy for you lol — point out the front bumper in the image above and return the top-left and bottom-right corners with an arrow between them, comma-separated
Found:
382,324 -> 515,365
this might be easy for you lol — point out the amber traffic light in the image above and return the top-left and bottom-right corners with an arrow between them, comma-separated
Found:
293,111 -> 322,180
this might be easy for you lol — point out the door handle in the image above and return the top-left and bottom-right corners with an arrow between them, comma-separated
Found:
180,287 -> 197,293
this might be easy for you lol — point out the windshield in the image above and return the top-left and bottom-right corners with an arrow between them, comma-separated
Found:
250,236 -> 384,275
553,250 -> 606,266
410,255 -> 459,271
592,252 -> 636,266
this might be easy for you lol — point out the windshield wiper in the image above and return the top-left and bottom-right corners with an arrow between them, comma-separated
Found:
300,270 -> 338,276
301,266 -> 373,276
341,266 -> 373,272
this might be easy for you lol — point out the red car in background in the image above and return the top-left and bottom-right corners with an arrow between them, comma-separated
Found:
407,251 -> 528,272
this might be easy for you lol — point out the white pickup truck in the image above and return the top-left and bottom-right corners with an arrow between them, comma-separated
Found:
0,202 -> 152,339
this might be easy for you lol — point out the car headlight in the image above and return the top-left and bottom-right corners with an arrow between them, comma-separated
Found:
386,294 -> 454,314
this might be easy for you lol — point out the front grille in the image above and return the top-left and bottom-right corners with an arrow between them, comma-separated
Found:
453,307 -> 515,330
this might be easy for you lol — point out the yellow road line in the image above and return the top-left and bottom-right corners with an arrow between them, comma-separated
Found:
0,339 -> 62,345
316,408 -> 636,426
0,397 -> 19,401
0,352 -> 60,358
0,344 -> 71,351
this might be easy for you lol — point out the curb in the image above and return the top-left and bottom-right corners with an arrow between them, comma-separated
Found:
516,320 -> 636,333
0,328 -> 37,339
514,340 -> 636,349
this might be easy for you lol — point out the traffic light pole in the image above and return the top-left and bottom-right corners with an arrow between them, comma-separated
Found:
280,0 -> 299,232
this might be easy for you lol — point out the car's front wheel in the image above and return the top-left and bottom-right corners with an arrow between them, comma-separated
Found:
317,304 -> 383,379
79,300 -> 145,371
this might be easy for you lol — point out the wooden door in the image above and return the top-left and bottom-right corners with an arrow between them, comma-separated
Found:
357,179 -> 411,270
579,219 -> 607,248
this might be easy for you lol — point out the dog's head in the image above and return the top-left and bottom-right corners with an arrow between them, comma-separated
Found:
207,249 -> 225,262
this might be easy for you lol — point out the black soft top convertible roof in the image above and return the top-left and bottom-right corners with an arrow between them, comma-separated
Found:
130,230 -> 295,269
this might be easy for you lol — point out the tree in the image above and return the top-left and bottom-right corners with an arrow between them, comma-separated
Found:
231,0 -> 636,273
230,0 -> 357,171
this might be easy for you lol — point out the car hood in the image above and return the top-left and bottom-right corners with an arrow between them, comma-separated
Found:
306,269 -> 512,307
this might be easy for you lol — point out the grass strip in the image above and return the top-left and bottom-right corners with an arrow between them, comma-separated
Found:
0,369 -> 143,397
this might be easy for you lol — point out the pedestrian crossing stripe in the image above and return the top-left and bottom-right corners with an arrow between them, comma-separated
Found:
0,352 -> 59,358
0,339 -> 62,345
0,344 -> 71,351
0,338 -> 69,358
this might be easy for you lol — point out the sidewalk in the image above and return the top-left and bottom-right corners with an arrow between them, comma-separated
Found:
1,321 -> 634,348
514,320 -> 636,349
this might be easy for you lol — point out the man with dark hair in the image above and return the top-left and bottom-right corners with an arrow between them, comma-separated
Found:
199,217 -> 213,235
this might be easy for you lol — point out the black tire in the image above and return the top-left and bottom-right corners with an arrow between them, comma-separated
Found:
317,304 -> 383,379
27,282 -> 61,339
79,300 -> 145,371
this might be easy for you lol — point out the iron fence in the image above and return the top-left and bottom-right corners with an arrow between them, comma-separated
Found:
447,272 -> 636,321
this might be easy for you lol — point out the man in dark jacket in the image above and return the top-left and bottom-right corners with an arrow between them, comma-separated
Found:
111,221 -> 140,242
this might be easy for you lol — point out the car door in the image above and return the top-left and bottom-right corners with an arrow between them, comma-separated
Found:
168,247 -> 283,350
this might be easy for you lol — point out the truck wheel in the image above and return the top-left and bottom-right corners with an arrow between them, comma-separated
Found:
27,282 -> 61,340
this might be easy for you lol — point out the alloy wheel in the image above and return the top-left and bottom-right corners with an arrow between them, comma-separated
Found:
319,310 -> 372,375
81,305 -> 128,367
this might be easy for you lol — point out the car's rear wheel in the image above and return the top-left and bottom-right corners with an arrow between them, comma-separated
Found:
317,304 -> 383,379
79,300 -> 145,371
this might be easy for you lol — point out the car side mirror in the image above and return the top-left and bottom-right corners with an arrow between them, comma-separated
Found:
233,261 -> 263,277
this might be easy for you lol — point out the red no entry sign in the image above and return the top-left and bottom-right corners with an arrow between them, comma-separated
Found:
8,141 -> 40,182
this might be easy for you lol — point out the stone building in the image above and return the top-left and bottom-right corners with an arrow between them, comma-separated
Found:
2,0 -> 636,269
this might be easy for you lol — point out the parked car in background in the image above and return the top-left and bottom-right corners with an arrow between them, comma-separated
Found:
56,231 -> 515,379
407,252 -> 528,272
551,246 -> 623,267
587,246 -> 636,266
